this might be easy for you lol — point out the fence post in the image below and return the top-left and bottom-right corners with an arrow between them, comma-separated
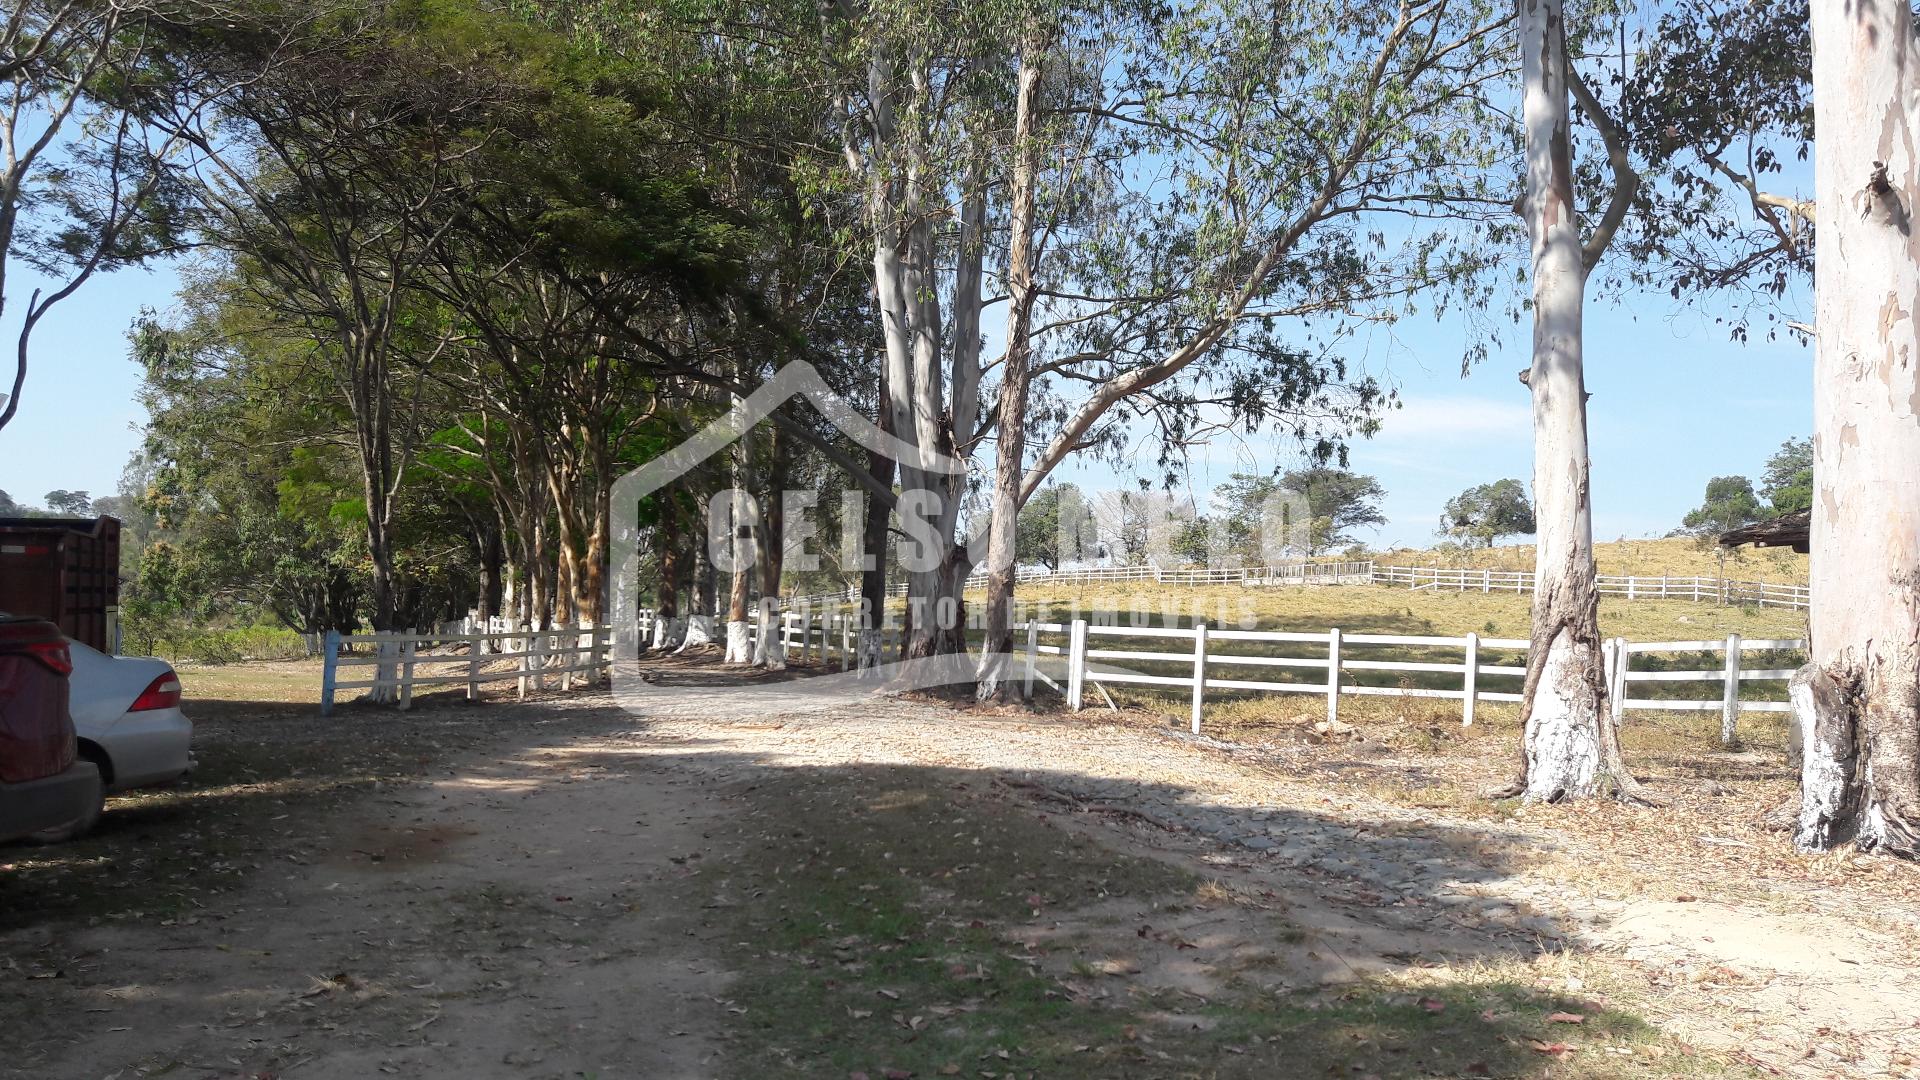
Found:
467,632 -> 481,702
517,622 -> 530,701
398,635 -> 417,712
1066,618 -> 1088,711
321,630 -> 340,716
1610,637 -> 1629,726
1190,622 -> 1208,735
1721,633 -> 1742,745
1601,636 -> 1617,721
1325,627 -> 1343,724
1462,631 -> 1479,727
1482,568 -> 1491,593
1023,619 -> 1039,701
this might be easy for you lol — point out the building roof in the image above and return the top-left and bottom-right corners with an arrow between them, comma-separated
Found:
1718,509 -> 1810,553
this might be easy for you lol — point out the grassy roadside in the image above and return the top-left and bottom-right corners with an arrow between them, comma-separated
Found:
703,770 -> 1754,1079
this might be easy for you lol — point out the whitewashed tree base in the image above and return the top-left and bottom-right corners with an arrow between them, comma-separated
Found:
724,620 -> 752,664
1520,632 -> 1602,801
675,615 -> 717,653
754,608 -> 784,669
975,650 -> 1012,703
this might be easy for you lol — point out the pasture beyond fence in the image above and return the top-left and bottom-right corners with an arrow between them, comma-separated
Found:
321,566 -> 1805,744
653,606 -> 1805,744
779,560 -> 1812,611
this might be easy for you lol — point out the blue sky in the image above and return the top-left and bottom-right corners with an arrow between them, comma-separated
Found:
1,259 -> 178,508
1,251 -> 1811,549
1049,292 -> 1811,549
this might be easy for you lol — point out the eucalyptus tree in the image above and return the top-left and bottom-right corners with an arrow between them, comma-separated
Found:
823,0 -> 1008,668
1499,0 -> 1654,803
973,0 -> 1515,698
1622,0 -> 1814,338
1795,0 -> 1920,858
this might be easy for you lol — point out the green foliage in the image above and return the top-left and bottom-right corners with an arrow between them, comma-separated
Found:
1759,437 -> 1812,514
1441,480 -> 1536,549
1622,1 -> 1812,336
1015,483 -> 1084,570
1210,469 -> 1386,560
1682,476 -> 1764,535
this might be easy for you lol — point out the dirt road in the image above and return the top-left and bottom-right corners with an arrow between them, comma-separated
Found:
5,706 -> 737,1078
5,658 -> 1916,1078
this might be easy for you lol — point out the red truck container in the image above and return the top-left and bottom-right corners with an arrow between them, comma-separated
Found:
0,516 -> 121,653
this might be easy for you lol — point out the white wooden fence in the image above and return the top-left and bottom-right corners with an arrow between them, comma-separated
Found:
776,560 -> 1810,611
676,603 -> 1803,742
321,624 -> 612,715
1044,621 -> 1806,739
1371,565 -> 1810,609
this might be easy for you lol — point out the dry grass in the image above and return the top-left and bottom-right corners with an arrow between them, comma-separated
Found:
1000,579 -> 1805,643
1377,536 -> 1808,584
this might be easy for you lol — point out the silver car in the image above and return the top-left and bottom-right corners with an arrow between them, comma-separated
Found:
32,642 -> 195,841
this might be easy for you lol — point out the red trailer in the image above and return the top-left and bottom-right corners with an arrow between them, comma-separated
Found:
0,517 -> 121,653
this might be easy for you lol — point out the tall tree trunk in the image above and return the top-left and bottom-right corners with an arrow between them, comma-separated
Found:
653,501 -> 684,650
858,364 -> 897,675
725,390 -> 755,663
1798,0 -> 1920,857
555,543 -> 575,627
977,33 -> 1047,702
581,433 -> 612,627
754,424 -> 787,668
902,167 -> 985,667
476,516 -> 502,626
1512,0 -> 1641,803
680,521 -> 718,650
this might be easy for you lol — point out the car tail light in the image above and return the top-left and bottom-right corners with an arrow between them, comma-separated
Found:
24,640 -> 72,675
0,620 -> 71,674
130,672 -> 183,712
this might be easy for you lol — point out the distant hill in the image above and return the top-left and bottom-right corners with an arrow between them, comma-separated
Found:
1374,536 -> 1808,584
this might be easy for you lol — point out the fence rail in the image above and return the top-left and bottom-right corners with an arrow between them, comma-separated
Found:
1043,620 -> 1806,741
676,603 -> 1805,744
775,560 -> 1810,611
321,624 -> 613,715
1371,564 -> 1810,608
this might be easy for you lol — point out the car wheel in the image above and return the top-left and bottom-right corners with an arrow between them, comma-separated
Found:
26,767 -> 105,844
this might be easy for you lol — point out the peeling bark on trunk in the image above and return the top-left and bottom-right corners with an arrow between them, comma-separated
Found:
977,33 -> 1047,703
1512,0 -> 1643,803
1800,0 -> 1920,857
